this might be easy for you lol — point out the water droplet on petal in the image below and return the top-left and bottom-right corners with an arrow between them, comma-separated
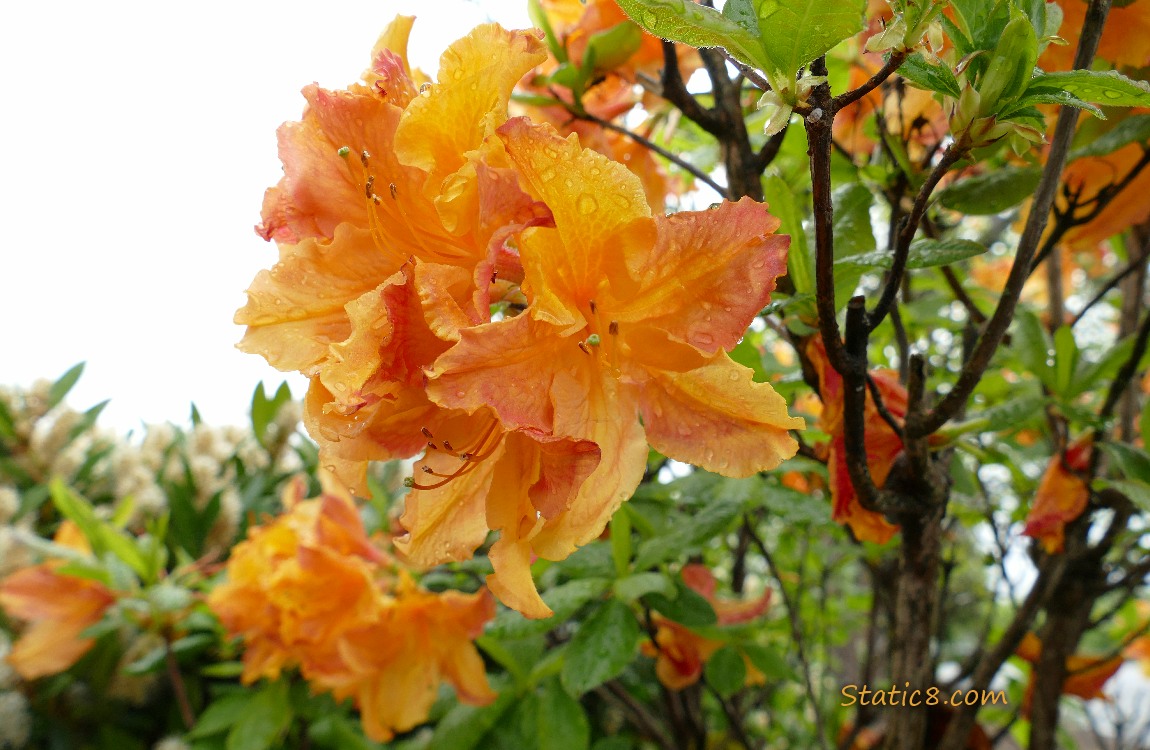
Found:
577,194 -> 598,214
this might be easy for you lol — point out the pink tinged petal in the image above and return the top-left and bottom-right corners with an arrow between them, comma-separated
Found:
394,25 -> 547,188
364,16 -> 417,105
428,313 -> 586,434
236,225 -> 402,376
416,262 -> 485,342
638,351 -> 804,477
528,433 -> 602,520
621,200 -> 791,354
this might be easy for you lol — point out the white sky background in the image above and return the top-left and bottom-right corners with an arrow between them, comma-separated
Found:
1,0 -> 530,430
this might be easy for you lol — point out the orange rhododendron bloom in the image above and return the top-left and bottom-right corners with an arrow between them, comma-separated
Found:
0,522 -> 116,679
641,564 -> 771,690
427,118 -> 803,580
207,475 -> 496,741
1056,141 -> 1150,251
1022,437 -> 1091,554
1016,632 -> 1123,715
806,337 -> 902,545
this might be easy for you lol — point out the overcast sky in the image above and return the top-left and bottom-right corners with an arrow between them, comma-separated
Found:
1,1 -> 529,429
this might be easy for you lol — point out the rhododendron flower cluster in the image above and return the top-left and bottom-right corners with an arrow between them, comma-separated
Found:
237,17 -> 802,618
207,475 -> 495,742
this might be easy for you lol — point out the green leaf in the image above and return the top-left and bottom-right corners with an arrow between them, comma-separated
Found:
753,0 -> 865,79
613,0 -> 773,72
561,600 -> 640,695
250,382 -> 292,449
1028,70 -> 1150,108
50,479 -> 106,555
743,644 -> 797,680
1052,326 -> 1079,397
190,693 -> 253,739
834,239 -> 987,270
898,53 -> 962,99
521,680 -> 592,750
1101,442 -> 1150,484
763,174 -> 813,296
1070,114 -> 1150,159
645,577 -> 718,627
633,487 -> 744,569
940,393 -> 1046,438
583,21 -> 644,74
1004,87 -> 1104,119
610,505 -> 632,575
1141,396 -> 1150,450
226,681 -> 292,750
431,690 -> 516,750
1097,479 -> 1150,512
529,0 -> 567,63
1013,310 -> 1053,386
613,572 -> 676,603
704,645 -> 746,698
937,167 -> 1043,214
832,183 -> 875,258
48,363 -> 85,409
487,578 -> 611,639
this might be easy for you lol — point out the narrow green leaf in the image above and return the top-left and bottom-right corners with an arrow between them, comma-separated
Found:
583,21 -> 643,74
613,0 -> 772,72
937,167 -> 1043,214
1101,442 -> 1150,484
1028,70 -> 1150,108
49,479 -> 106,555
561,600 -> 640,695
1005,87 -> 1105,119
834,239 -> 987,270
1013,310 -> 1053,386
1097,478 -> 1150,511
48,363 -> 85,409
613,572 -> 676,603
431,690 -> 516,750
1052,326 -> 1079,396
1070,114 -> 1150,160
528,680 -> 592,750
610,505 -> 632,575
763,174 -> 813,296
529,0 -> 567,63
898,53 -> 962,99
189,693 -> 253,739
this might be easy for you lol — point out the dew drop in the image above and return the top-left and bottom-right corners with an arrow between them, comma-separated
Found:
728,370 -> 740,381
452,69 -> 464,81
455,390 -> 467,398
577,194 -> 598,214
693,332 -> 715,347
539,166 -> 557,181
612,195 -> 631,208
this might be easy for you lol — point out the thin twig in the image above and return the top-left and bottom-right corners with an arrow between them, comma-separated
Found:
1072,234 -> 1150,326
831,50 -> 908,112
745,518 -> 831,750
716,47 -> 772,91
166,637 -> 196,729
598,682 -> 677,750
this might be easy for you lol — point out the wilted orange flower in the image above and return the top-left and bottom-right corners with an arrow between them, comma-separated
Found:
427,119 -> 803,583
1040,0 -> 1150,71
1022,437 -> 1091,554
806,337 -> 902,545
207,475 -> 496,741
641,564 -> 771,690
1016,632 -> 1123,715
0,521 -> 116,679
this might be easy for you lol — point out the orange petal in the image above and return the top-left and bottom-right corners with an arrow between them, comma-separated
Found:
637,350 -> 804,477
1023,439 -> 1092,554
828,435 -> 900,545
619,199 -> 789,354
237,225 -> 402,376
396,412 -> 504,568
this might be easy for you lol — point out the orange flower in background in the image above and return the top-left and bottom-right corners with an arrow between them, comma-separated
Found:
642,564 -> 771,690
1015,632 -> 1123,715
314,572 -> 496,742
1022,437 -> 1092,554
1040,0 -> 1150,71
427,119 -> 802,584
207,475 -> 497,741
1124,602 -> 1150,673
806,337 -> 902,545
1056,141 -> 1150,251
0,522 -> 116,679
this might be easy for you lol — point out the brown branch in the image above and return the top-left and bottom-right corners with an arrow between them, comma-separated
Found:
597,682 -> 677,750
1072,233 -> 1150,326
166,637 -> 196,730
660,41 -> 722,133
868,144 -> 965,332
940,265 -> 989,326
716,47 -> 772,91
831,50 -> 908,112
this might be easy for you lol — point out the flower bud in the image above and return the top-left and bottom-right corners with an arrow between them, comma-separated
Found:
976,6 -> 1038,115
